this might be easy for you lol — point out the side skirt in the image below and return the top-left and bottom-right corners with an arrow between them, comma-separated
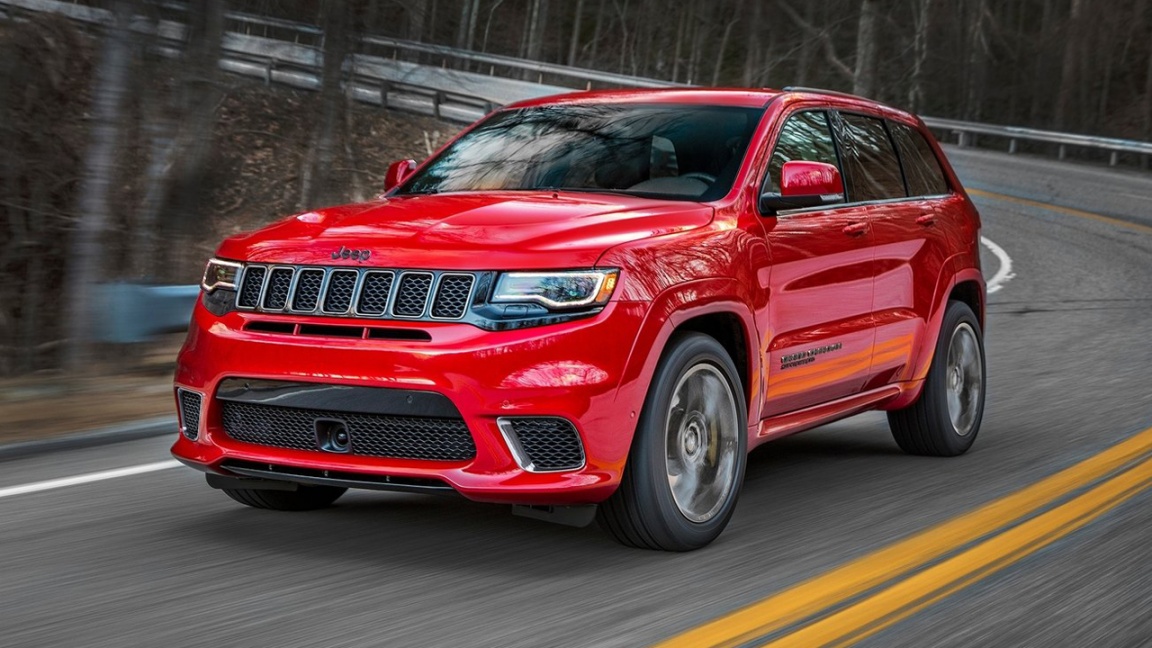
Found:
754,383 -> 912,447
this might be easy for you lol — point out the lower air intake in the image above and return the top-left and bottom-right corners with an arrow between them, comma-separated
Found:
178,390 -> 203,440
221,401 -> 476,462
499,417 -> 585,472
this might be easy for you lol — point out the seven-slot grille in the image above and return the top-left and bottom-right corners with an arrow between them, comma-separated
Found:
177,389 -> 203,441
220,401 -> 476,461
236,265 -> 476,321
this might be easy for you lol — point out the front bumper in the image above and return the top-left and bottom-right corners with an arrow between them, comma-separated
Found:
171,297 -> 650,505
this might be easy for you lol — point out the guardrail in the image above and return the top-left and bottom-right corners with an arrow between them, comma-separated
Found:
922,117 -> 1152,167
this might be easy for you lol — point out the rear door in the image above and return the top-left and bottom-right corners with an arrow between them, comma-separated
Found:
760,110 -> 876,418
863,118 -> 956,385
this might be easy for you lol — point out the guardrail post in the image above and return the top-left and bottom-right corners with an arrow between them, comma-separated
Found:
1109,151 -> 1119,166
957,131 -> 969,147
1009,139 -> 1018,154
380,80 -> 391,108
1058,144 -> 1067,160
264,60 -> 275,86
433,91 -> 443,119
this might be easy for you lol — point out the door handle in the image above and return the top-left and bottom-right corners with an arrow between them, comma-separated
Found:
916,214 -> 936,226
842,222 -> 869,237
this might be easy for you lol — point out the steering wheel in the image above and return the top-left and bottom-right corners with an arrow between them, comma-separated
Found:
680,172 -> 717,184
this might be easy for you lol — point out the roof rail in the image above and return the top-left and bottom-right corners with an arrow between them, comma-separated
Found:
781,86 -> 871,100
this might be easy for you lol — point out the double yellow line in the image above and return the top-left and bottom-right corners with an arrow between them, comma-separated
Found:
655,425 -> 1152,648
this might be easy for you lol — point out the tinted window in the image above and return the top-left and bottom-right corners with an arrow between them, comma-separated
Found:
396,104 -> 763,201
890,122 -> 949,196
766,111 -> 840,194
838,114 -> 906,202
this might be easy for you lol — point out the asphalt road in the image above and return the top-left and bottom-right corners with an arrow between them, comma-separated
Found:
2,149 -> 1151,648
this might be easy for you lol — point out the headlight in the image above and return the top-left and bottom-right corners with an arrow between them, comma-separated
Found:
201,258 -> 242,292
492,269 -> 618,309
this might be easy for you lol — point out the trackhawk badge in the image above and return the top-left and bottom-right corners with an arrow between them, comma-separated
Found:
332,246 -> 372,261
780,343 -> 843,370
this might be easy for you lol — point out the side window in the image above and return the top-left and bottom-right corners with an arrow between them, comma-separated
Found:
890,122 -> 949,196
766,111 -> 841,195
838,114 -> 906,202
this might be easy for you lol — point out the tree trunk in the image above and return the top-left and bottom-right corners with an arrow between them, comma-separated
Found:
852,0 -> 879,97
567,0 -> 585,66
64,0 -> 133,372
158,0 -> 224,269
587,0 -> 606,69
301,1 -> 351,210
525,0 -> 550,61
793,1 -> 816,85
741,0 -> 762,86
672,3 -> 687,83
409,0 -> 428,42
1054,0 -> 1084,129
1144,25 -> 1152,141
711,0 -> 741,86
962,0 -> 990,121
907,0 -> 935,112
464,0 -> 480,51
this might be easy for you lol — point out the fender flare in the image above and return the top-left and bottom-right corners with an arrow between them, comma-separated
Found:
613,277 -> 762,438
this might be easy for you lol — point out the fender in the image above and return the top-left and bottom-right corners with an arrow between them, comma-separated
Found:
612,277 -> 763,445
885,260 -> 985,410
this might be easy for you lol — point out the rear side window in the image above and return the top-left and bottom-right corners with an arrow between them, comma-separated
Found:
890,122 -> 949,196
766,111 -> 841,195
838,114 -> 906,202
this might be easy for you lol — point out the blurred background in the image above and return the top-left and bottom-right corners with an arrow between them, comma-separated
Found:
1,0 -> 1151,441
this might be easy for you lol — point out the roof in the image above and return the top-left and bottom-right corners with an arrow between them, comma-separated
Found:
501,87 -> 917,123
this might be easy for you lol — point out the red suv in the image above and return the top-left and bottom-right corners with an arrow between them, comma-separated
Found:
173,88 -> 985,550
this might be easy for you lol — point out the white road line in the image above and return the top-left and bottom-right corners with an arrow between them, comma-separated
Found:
981,236 -> 1015,294
0,460 -> 181,499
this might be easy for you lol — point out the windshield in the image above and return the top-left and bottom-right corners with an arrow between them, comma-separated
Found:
395,103 -> 765,202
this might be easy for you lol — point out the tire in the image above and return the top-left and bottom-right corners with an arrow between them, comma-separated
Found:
221,484 -> 347,511
888,300 -> 986,456
598,332 -> 747,551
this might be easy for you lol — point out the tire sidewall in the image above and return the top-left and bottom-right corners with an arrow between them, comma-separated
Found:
927,301 -> 986,455
629,333 -> 748,549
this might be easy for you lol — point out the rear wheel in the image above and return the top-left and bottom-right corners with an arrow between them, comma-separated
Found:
888,300 -> 985,456
221,485 -> 347,511
598,333 -> 747,551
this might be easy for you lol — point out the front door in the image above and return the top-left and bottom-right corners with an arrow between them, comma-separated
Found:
759,110 -> 876,418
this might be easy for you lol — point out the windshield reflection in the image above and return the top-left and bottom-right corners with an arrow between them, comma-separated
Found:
396,103 -> 764,202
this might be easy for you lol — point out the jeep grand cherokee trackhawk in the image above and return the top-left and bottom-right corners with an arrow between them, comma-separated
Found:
173,88 -> 986,551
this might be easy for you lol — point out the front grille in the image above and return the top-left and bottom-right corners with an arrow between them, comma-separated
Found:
220,401 -> 476,461
263,268 -> 293,310
177,390 -> 203,440
432,274 -> 475,319
292,269 -> 324,311
356,271 -> 394,315
237,266 -> 266,308
501,418 -> 585,472
323,270 -> 358,313
236,265 -> 477,322
393,272 -> 433,317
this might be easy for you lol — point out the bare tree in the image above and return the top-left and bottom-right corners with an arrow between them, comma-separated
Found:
64,0 -> 133,372
852,0 -> 879,97
907,0 -> 935,112
300,1 -> 353,209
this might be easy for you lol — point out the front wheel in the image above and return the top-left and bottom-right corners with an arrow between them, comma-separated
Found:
888,300 -> 986,456
598,333 -> 747,551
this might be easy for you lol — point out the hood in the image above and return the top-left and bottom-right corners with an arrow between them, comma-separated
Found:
215,191 -> 714,269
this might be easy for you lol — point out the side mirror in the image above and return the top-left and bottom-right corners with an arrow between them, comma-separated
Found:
760,160 -> 845,214
384,159 -> 417,192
